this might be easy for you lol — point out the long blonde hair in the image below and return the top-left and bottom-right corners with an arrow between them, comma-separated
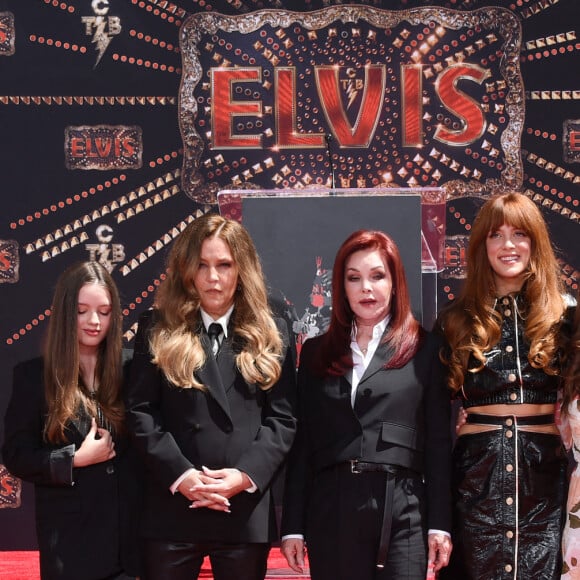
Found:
44,261 -> 124,443
440,192 -> 566,393
150,213 -> 283,390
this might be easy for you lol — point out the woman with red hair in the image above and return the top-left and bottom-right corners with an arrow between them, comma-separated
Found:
438,192 -> 575,579
280,229 -> 452,580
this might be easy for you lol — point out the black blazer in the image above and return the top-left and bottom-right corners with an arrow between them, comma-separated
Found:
2,354 -> 142,580
124,309 -> 297,543
281,329 -> 452,536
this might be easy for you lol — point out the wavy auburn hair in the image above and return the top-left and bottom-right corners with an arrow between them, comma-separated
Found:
44,261 -> 124,443
311,229 -> 422,377
439,192 -> 566,392
150,213 -> 283,390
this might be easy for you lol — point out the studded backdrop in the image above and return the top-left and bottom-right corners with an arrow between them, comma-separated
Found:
0,0 -> 578,548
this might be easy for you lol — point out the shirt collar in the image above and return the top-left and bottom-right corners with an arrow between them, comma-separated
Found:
200,305 -> 234,339
351,315 -> 390,341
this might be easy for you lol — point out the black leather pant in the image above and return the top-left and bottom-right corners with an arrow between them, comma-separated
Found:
141,539 -> 270,580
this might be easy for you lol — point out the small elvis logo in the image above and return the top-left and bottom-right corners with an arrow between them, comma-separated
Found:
0,11 -> 15,56
441,234 -> 469,280
0,464 -> 21,509
0,240 -> 19,284
81,0 -> 121,68
563,119 -> 580,164
65,125 -> 143,171
85,225 -> 126,273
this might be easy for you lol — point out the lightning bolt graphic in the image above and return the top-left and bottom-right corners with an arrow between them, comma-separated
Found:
345,79 -> 358,110
92,18 -> 111,67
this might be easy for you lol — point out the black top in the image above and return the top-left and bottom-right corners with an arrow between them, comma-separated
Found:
461,293 -> 576,408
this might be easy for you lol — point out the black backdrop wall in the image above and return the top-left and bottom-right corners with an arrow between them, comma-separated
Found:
0,0 -> 577,549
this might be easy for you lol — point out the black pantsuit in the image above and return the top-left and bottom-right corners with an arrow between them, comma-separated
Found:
124,310 -> 296,580
281,330 -> 452,580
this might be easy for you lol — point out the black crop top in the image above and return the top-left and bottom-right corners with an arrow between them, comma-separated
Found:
460,293 -> 576,408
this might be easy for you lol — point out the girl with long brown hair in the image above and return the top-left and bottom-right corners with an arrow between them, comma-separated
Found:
3,261 -> 141,580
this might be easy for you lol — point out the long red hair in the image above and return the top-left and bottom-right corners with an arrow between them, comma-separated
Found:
312,229 -> 422,377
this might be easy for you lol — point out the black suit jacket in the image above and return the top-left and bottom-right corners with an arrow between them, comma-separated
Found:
2,354 -> 142,580
281,329 -> 452,537
125,309 -> 297,543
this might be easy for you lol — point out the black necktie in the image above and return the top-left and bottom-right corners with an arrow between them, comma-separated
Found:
207,323 -> 222,356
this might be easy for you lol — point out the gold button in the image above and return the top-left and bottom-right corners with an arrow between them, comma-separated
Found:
506,497 -> 513,506
504,309 -> 511,317
508,373 -> 517,382
505,564 -> 513,572
502,298 -> 510,305
506,531 -> 514,539
506,345 -> 514,353
506,430 -> 513,438
506,464 -> 514,472
509,393 -> 518,401
505,418 -> 513,426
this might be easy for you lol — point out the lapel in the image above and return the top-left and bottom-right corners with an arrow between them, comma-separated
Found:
215,335 -> 237,392
196,332 -> 233,421
352,339 -> 393,415
358,336 -> 393,385
337,374 -> 354,404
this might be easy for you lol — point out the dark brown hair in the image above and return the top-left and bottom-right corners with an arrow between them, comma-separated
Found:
44,261 -> 124,443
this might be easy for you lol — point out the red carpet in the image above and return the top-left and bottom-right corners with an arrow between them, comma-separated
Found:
0,548 -> 310,579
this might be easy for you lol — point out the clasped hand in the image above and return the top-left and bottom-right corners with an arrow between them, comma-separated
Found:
178,466 -> 252,513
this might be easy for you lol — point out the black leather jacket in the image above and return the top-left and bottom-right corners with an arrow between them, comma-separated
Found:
460,293 -> 576,408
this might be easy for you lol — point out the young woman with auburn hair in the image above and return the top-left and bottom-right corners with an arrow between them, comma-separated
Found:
438,192 -> 576,580
281,229 -> 452,580
3,261 -> 141,580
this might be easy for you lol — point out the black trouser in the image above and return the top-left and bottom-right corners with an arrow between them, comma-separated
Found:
306,463 -> 427,580
141,540 -> 271,580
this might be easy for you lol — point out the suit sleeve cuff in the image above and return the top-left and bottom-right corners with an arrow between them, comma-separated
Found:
428,529 -> 451,538
50,444 -> 75,485
170,468 -> 196,494
244,476 -> 257,493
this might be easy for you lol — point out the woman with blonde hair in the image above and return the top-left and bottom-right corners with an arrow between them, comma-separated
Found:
3,261 -> 141,579
125,213 -> 296,580
438,192 -> 576,579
